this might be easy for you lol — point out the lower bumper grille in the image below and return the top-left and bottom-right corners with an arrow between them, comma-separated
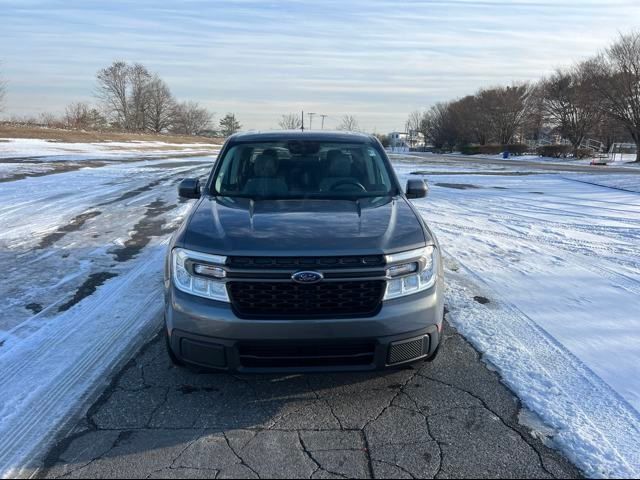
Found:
388,336 -> 429,365
238,342 -> 376,368
228,280 -> 386,319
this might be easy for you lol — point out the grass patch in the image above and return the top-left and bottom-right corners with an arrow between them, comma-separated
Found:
0,124 -> 223,145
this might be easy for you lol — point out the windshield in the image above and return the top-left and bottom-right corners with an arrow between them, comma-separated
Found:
211,140 -> 397,199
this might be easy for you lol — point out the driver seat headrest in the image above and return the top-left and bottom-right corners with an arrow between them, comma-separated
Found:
254,151 -> 278,177
326,150 -> 351,177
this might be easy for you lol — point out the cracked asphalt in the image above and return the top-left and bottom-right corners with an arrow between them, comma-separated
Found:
38,322 -> 581,479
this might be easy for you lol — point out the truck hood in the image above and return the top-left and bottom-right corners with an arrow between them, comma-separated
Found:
183,196 -> 429,256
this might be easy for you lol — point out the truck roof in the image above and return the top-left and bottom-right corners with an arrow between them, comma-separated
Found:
227,130 -> 377,144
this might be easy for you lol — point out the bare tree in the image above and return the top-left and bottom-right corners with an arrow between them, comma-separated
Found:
521,91 -> 546,144
405,110 -> 424,147
478,84 -> 532,144
128,63 -> 152,131
65,102 -> 90,129
591,114 -> 630,152
374,133 -> 390,147
587,31 -> 640,162
418,111 -> 431,148
64,102 -> 107,130
146,75 -> 175,133
278,113 -> 302,130
95,61 -> 154,131
96,61 -> 130,129
540,64 -> 603,156
422,103 -> 458,151
219,113 -> 241,137
337,115 -> 359,132
405,110 -> 422,134
451,95 -> 492,145
38,112 -> 64,128
172,101 -> 213,136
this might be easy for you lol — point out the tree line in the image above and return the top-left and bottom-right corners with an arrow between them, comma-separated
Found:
407,31 -> 640,162
0,60 -> 245,137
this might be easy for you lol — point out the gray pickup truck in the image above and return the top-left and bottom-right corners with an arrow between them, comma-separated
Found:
164,130 -> 444,373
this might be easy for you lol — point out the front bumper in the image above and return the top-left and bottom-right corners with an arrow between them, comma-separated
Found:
165,283 -> 444,373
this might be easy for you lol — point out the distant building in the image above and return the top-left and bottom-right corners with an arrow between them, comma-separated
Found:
388,131 -> 425,151
388,132 -> 409,151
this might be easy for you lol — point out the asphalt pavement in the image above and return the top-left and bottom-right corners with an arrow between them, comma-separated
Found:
38,321 -> 581,479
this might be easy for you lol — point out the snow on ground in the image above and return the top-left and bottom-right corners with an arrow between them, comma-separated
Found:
395,164 -> 640,477
0,138 -> 220,161
392,153 -> 550,175
0,138 -> 221,183
454,152 -> 639,167
566,174 -> 640,193
0,152 -> 215,476
0,143 -> 639,477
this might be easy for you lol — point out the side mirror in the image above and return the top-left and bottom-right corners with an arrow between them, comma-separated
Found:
178,178 -> 201,199
406,179 -> 428,199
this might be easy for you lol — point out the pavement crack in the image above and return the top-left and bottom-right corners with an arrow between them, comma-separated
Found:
222,431 -> 262,479
423,417 -> 443,478
359,367 -> 422,479
418,372 -> 555,477
373,458 -> 417,479
363,366 -> 420,432
168,430 -> 203,471
298,432 -> 322,478
324,399 -> 345,431
58,430 -> 132,479
297,432 -> 348,480
145,386 -> 170,428
360,429 -> 376,479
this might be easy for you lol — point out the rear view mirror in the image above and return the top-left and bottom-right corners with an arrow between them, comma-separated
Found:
406,179 -> 428,199
178,178 -> 201,199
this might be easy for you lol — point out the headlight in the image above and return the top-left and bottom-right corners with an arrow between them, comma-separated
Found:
172,248 -> 230,302
384,246 -> 436,300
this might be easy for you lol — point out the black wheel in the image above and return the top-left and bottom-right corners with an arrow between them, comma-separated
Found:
165,329 -> 185,367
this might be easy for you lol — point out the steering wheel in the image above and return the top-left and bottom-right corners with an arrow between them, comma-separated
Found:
330,180 -> 367,192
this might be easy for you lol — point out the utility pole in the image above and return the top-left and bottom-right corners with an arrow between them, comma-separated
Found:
301,110 -> 304,132
308,112 -> 316,130
320,114 -> 328,130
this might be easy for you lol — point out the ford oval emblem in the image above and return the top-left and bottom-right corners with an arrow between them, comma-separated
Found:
292,271 -> 324,284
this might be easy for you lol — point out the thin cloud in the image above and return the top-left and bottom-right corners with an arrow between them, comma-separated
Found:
1,0 -> 639,131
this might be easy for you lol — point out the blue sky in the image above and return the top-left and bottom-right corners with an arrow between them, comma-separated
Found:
1,0 -> 639,132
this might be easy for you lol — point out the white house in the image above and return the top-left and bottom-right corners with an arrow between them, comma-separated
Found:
388,131 -> 425,151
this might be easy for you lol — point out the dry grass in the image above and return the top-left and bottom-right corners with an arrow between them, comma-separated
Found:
0,124 -> 223,144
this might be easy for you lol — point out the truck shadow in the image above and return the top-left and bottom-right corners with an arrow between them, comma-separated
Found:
38,325 -> 580,479
40,328 -> 434,475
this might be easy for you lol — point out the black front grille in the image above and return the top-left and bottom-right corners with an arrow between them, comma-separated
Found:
228,255 -> 385,269
228,280 -> 386,319
238,342 -> 376,368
